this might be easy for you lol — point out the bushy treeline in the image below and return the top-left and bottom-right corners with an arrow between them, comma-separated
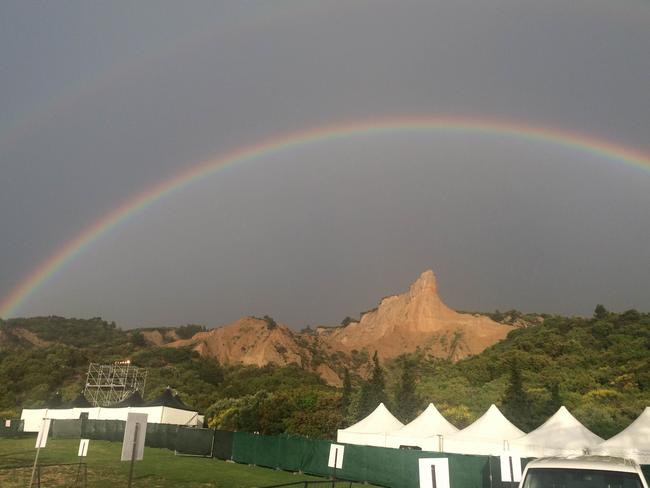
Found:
1,308 -> 649,439
380,305 -> 650,438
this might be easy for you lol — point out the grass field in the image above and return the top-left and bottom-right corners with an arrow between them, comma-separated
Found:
0,437 -> 371,488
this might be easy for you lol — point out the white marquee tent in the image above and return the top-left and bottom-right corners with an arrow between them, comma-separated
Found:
510,406 -> 603,458
427,404 -> 525,455
591,407 -> 650,464
337,403 -> 404,447
21,406 -> 204,432
21,389 -> 204,432
386,403 -> 458,449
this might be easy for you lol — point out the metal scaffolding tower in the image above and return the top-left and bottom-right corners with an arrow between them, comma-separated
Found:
83,361 -> 147,407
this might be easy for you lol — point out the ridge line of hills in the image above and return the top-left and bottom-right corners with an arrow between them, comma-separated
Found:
1,271 -> 648,439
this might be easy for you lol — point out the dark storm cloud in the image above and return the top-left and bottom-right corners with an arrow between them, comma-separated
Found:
1,0 -> 649,327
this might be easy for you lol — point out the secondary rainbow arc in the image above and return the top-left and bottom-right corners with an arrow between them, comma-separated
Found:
2,115 -> 650,319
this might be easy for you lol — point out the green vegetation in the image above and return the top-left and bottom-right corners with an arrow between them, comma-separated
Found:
2,307 -> 649,440
175,324 -> 206,339
0,437 -> 361,488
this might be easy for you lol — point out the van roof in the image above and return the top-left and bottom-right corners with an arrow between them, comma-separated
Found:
525,455 -> 639,473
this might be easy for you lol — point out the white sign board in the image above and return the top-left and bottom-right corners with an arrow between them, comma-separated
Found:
328,444 -> 345,469
121,413 -> 147,462
419,458 -> 450,488
35,419 -> 51,449
511,454 -> 522,482
500,454 -> 522,482
4,419 -> 10,428
500,454 -> 512,482
78,439 -> 90,457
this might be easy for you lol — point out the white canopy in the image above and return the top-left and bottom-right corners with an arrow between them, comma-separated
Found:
337,403 -> 404,447
510,406 -> 603,458
428,404 -> 525,455
20,406 -> 204,432
591,407 -> 650,464
386,403 -> 458,449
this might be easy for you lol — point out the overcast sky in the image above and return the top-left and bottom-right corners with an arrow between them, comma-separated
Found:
1,1 -> 649,329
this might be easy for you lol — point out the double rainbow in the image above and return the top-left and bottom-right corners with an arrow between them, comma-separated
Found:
2,115 -> 650,318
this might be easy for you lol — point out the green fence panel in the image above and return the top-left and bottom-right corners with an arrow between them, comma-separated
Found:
277,434 -> 307,472
212,430 -> 234,460
232,432 -> 254,464
0,419 -> 26,437
175,427 -> 213,456
299,437 -> 331,477
51,419 -> 82,438
254,433 -> 281,468
81,419 -> 125,442
449,452 -> 491,488
232,432 -> 282,467
145,423 -> 178,450
228,432 -> 510,488
334,443 -> 367,482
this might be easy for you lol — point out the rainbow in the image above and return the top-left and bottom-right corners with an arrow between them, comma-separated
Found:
2,115 -> 650,319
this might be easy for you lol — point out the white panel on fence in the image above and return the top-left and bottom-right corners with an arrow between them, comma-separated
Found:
35,419 -> 51,449
78,439 -> 90,457
121,412 -> 148,462
500,454 -> 522,482
418,458 -> 450,488
328,444 -> 345,469
500,454 -> 512,482
511,454 -> 522,482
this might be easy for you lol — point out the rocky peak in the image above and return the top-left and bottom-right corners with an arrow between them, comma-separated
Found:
409,269 -> 438,297
322,270 -> 513,360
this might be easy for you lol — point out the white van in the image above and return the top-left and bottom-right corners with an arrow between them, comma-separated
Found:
519,456 -> 648,488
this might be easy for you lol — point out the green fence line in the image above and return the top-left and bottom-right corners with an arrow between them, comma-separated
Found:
0,419 -> 27,437
50,419 -> 214,456
230,432 -> 501,488
43,421 -> 650,488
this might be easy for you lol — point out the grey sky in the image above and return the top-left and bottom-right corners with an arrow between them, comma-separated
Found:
1,1 -> 649,328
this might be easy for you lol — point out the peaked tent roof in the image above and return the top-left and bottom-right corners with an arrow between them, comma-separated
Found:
340,403 -> 404,434
146,387 -> 194,411
392,403 -> 458,437
511,406 -> 603,453
112,391 -> 145,408
449,404 -> 525,440
68,393 -> 92,408
592,407 -> 650,463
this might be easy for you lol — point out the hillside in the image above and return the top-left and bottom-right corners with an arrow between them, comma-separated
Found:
1,304 -> 648,440
320,270 -> 511,361
164,270 -> 511,384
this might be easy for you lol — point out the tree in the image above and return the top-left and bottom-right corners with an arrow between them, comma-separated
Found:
593,304 -> 609,321
357,351 -> 388,420
501,359 -> 533,430
394,356 -> 420,422
341,368 -> 352,410
546,382 -> 562,415
130,330 -> 146,347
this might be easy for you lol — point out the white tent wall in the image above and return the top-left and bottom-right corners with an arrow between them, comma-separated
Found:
336,403 -> 404,447
161,407 -> 203,426
21,408 -> 48,432
432,404 -> 525,456
71,407 -> 101,420
510,406 -> 603,458
130,406 -> 164,423
337,431 -> 392,448
386,403 -> 458,449
592,407 -> 650,464
20,405 -> 200,431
